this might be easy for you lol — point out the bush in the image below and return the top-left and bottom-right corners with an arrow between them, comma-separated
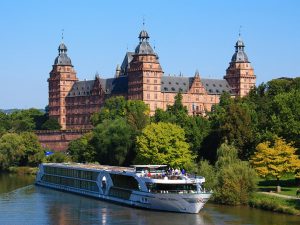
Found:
46,152 -> 69,163
214,161 -> 257,205
197,160 -> 217,191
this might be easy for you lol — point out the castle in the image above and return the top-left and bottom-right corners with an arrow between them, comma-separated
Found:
48,29 -> 256,130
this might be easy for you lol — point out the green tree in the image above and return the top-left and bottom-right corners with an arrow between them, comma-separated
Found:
213,143 -> 257,205
41,117 -> 61,130
270,90 -> 300,148
92,118 -> 135,166
91,96 -> 127,125
197,160 -> 217,191
68,132 -> 96,162
19,132 -> 44,166
0,133 -> 25,170
126,100 -> 150,132
135,122 -> 195,170
251,137 -> 300,192
91,97 -> 150,132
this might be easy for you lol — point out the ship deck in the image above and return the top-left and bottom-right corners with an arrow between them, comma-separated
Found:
43,163 -> 135,172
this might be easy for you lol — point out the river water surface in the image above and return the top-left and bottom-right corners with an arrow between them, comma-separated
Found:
0,173 -> 299,225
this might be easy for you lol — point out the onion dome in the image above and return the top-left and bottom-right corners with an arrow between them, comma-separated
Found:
135,30 -> 155,55
54,42 -> 72,65
231,38 -> 249,62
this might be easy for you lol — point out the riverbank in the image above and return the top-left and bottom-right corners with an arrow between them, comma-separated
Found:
7,166 -> 38,175
248,192 -> 300,215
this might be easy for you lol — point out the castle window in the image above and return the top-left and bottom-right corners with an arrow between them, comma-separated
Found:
154,94 -> 157,99
209,89 -> 212,93
216,89 -> 219,93
149,64 -> 152,68
154,79 -> 157,84
147,86 -> 150,91
147,94 -> 150,99
147,79 -> 150,84
171,87 -> 175,91
164,87 -> 168,91
183,82 -> 186,85
176,82 -> 179,85
169,82 -> 171,85
154,86 -> 157,91
213,84 -> 216,87
206,84 -> 209,86
161,81 -> 164,84
219,84 -> 222,87
179,88 -> 183,92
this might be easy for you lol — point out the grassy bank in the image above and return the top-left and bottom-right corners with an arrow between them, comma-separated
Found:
249,193 -> 300,215
8,166 -> 38,175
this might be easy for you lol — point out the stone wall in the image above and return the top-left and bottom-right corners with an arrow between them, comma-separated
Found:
36,129 -> 90,151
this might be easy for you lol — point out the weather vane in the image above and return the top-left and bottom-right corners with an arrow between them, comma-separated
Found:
239,25 -> 242,38
61,29 -> 64,42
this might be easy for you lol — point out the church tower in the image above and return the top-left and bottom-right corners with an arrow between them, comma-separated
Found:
48,41 -> 78,129
224,36 -> 256,97
127,29 -> 164,114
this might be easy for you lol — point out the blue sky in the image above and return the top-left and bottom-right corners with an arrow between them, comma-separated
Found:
0,0 -> 299,109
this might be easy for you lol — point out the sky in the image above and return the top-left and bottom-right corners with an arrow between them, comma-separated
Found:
0,0 -> 299,109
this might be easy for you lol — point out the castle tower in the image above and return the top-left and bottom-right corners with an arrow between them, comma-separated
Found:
224,36 -> 256,97
48,42 -> 78,129
127,29 -> 164,114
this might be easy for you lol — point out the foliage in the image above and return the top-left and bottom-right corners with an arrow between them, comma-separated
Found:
45,151 -> 69,163
68,132 -> 95,163
153,92 -> 211,158
251,137 -> 300,182
41,117 -> 61,130
209,93 -> 258,160
215,142 -> 239,169
135,122 -> 195,170
19,132 -> 44,167
197,160 -> 217,191
91,97 -> 150,132
92,118 -> 135,166
0,132 -> 44,170
0,133 -> 25,170
213,143 -> 257,205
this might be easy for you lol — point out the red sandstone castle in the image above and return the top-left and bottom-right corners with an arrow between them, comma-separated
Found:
48,29 -> 256,130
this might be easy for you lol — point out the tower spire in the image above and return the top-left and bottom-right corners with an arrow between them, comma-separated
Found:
238,25 -> 242,39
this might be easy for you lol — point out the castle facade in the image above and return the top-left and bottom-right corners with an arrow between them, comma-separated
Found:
48,30 -> 256,130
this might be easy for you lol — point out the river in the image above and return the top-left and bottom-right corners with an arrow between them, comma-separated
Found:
0,173 -> 299,225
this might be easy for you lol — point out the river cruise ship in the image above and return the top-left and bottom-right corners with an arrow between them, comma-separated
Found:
35,163 -> 212,213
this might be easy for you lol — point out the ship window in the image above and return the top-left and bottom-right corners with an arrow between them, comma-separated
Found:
110,174 -> 140,191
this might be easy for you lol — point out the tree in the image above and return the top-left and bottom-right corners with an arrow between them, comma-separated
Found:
46,151 -> 69,163
92,118 -> 135,166
125,100 -> 150,132
91,97 -> 150,132
68,132 -> 96,162
41,117 -> 61,130
197,160 -> 217,191
213,143 -> 257,205
251,137 -> 300,192
0,133 -> 25,170
91,96 -> 127,125
19,132 -> 44,166
135,122 -> 195,170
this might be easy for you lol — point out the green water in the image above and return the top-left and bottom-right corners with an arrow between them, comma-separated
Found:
0,173 -> 299,225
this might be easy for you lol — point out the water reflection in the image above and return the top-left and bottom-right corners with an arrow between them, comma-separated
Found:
0,182 -> 299,225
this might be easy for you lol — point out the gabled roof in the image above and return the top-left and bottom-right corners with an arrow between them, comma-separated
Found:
68,76 -> 128,97
100,76 -> 128,95
161,76 -> 233,95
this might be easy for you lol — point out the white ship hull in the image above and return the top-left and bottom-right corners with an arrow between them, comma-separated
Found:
36,163 -> 212,214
